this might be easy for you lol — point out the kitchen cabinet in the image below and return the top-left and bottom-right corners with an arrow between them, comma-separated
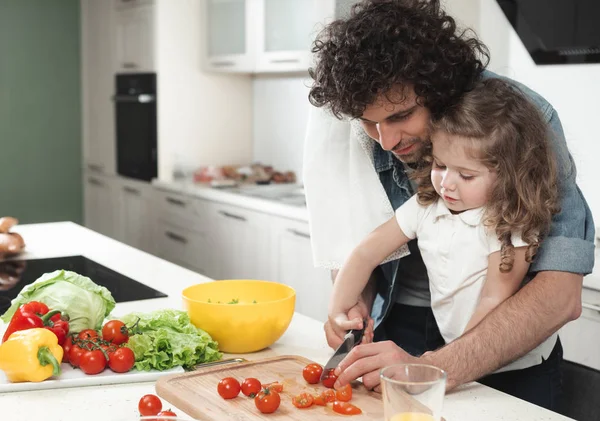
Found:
116,177 -> 156,254
204,0 -> 351,73
83,172 -> 119,239
81,0 -> 116,174
560,287 -> 600,370
270,217 -> 332,322
115,0 -> 154,9
208,202 -> 272,280
115,4 -> 155,72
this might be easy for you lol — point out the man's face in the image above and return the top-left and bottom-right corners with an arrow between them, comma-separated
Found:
358,86 -> 431,164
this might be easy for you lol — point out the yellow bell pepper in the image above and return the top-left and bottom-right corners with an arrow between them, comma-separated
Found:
0,328 -> 63,382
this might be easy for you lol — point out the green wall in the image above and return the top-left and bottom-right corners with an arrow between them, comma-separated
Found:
0,0 -> 82,224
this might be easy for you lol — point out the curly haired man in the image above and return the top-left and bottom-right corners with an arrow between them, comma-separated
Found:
305,0 -> 595,410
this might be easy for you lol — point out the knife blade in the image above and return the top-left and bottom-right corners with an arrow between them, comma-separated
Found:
320,321 -> 366,381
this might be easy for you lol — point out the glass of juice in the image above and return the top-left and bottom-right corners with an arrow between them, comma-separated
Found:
380,364 -> 447,421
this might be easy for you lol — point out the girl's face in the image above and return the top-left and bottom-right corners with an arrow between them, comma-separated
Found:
430,131 -> 497,213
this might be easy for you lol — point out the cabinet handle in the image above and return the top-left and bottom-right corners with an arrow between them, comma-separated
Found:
87,164 -> 104,173
218,210 -> 247,222
165,231 -> 188,244
269,58 -> 301,64
211,61 -> 236,67
583,302 -> 600,313
122,62 -> 138,69
166,197 -> 186,207
123,186 -> 141,195
288,229 -> 310,239
87,177 -> 104,187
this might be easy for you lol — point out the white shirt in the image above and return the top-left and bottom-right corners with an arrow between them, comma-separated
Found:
396,195 -> 557,372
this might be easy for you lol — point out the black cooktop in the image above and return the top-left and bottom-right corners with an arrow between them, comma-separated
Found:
0,255 -> 167,314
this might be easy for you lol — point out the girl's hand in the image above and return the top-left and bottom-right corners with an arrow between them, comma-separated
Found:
325,302 -> 374,349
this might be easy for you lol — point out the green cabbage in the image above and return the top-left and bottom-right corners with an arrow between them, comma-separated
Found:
120,309 -> 222,371
1,270 -> 115,332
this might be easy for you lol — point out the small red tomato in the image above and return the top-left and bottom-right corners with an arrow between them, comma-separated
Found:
333,401 -> 362,415
302,363 -> 323,384
322,368 -> 338,388
241,377 -> 262,397
139,394 -> 163,416
263,381 -> 284,393
62,336 -> 74,364
217,377 -> 241,399
68,345 -> 86,368
335,383 -> 353,402
77,329 -> 99,340
254,388 -> 281,414
156,410 -> 177,419
108,346 -> 135,373
102,320 -> 129,345
79,349 -> 107,375
292,392 -> 314,409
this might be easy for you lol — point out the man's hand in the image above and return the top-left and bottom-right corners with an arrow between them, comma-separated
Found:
332,341 -> 420,392
324,300 -> 374,349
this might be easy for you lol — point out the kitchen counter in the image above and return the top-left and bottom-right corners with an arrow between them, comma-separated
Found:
0,222 -> 573,421
152,179 -> 310,222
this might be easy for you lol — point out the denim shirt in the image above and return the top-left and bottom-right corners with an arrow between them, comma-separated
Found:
370,70 -> 596,329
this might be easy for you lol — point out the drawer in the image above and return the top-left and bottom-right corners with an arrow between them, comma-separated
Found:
155,221 -> 212,275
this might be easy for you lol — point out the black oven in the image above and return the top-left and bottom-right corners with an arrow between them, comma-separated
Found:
114,73 -> 157,181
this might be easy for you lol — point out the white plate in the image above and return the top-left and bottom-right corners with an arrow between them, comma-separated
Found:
0,363 -> 184,393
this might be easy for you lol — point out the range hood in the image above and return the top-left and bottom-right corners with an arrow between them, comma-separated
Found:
496,0 -> 600,65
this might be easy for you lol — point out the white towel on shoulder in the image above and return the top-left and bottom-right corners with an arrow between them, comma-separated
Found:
302,106 -> 410,270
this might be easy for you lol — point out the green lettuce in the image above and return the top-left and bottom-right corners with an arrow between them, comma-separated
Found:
120,309 -> 222,371
1,270 -> 115,332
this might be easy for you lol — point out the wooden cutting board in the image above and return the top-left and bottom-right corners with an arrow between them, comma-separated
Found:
156,355 -> 384,420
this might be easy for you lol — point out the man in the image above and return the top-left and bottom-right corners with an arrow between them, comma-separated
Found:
304,0 -> 595,410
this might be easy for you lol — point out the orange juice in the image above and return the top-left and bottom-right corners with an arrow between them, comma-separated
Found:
389,413 -> 436,421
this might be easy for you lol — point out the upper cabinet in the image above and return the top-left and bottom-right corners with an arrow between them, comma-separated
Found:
115,4 -> 156,72
204,0 -> 352,74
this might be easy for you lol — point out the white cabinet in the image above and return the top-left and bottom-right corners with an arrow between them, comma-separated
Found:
115,177 -> 156,253
115,0 -> 154,9
560,287 -> 600,370
208,202 -> 272,280
115,5 -> 155,72
81,0 -> 116,174
270,217 -> 331,322
83,171 -> 119,238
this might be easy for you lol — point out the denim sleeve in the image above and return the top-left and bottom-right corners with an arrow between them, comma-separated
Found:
530,110 -> 596,275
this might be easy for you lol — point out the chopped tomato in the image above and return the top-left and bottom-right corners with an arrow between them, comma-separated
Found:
255,388 -> 281,414
292,392 -> 314,409
322,368 -> 338,389
321,389 -> 336,403
333,401 -> 362,415
263,381 -> 283,393
313,394 -> 327,406
302,363 -> 323,384
335,383 -> 353,402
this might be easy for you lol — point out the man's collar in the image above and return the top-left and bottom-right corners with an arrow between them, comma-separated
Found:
431,199 -> 484,227
372,142 -> 395,172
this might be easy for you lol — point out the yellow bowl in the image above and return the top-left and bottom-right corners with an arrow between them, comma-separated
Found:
182,280 -> 296,353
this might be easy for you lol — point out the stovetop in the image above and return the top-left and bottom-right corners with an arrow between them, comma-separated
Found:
0,255 -> 167,315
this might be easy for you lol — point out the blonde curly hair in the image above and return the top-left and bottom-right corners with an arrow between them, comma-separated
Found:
413,78 -> 560,272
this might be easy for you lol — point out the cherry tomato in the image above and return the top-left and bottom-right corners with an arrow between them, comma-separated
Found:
79,349 -> 107,375
292,392 -> 314,409
313,394 -> 327,406
241,377 -> 262,397
321,389 -> 336,403
68,345 -> 86,368
322,368 -> 338,388
77,329 -> 99,340
156,410 -> 177,419
102,320 -> 129,345
302,363 -> 323,384
335,383 -> 353,402
217,377 -> 241,399
62,336 -> 74,364
139,394 -> 163,416
254,388 -> 281,414
333,401 -> 362,415
108,346 -> 135,373
262,381 -> 283,393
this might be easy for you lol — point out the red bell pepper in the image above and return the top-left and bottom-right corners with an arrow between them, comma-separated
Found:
2,301 -> 70,345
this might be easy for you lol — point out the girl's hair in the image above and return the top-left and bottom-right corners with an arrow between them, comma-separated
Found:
414,78 -> 560,272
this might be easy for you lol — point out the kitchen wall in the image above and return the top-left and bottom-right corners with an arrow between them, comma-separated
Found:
447,0 -> 600,225
0,0 -> 82,224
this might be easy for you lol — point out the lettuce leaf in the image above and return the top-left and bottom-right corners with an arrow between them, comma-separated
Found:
1,270 -> 115,332
120,309 -> 222,370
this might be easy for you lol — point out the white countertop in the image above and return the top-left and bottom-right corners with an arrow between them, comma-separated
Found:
0,222 -> 573,421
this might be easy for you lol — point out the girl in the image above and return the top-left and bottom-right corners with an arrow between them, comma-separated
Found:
329,78 -> 560,345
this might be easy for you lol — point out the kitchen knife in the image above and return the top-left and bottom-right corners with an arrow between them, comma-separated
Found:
320,322 -> 366,381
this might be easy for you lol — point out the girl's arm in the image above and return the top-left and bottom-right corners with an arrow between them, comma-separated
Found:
464,246 -> 530,333
329,217 -> 411,330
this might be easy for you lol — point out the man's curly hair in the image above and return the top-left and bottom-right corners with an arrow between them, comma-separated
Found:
308,0 -> 490,119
